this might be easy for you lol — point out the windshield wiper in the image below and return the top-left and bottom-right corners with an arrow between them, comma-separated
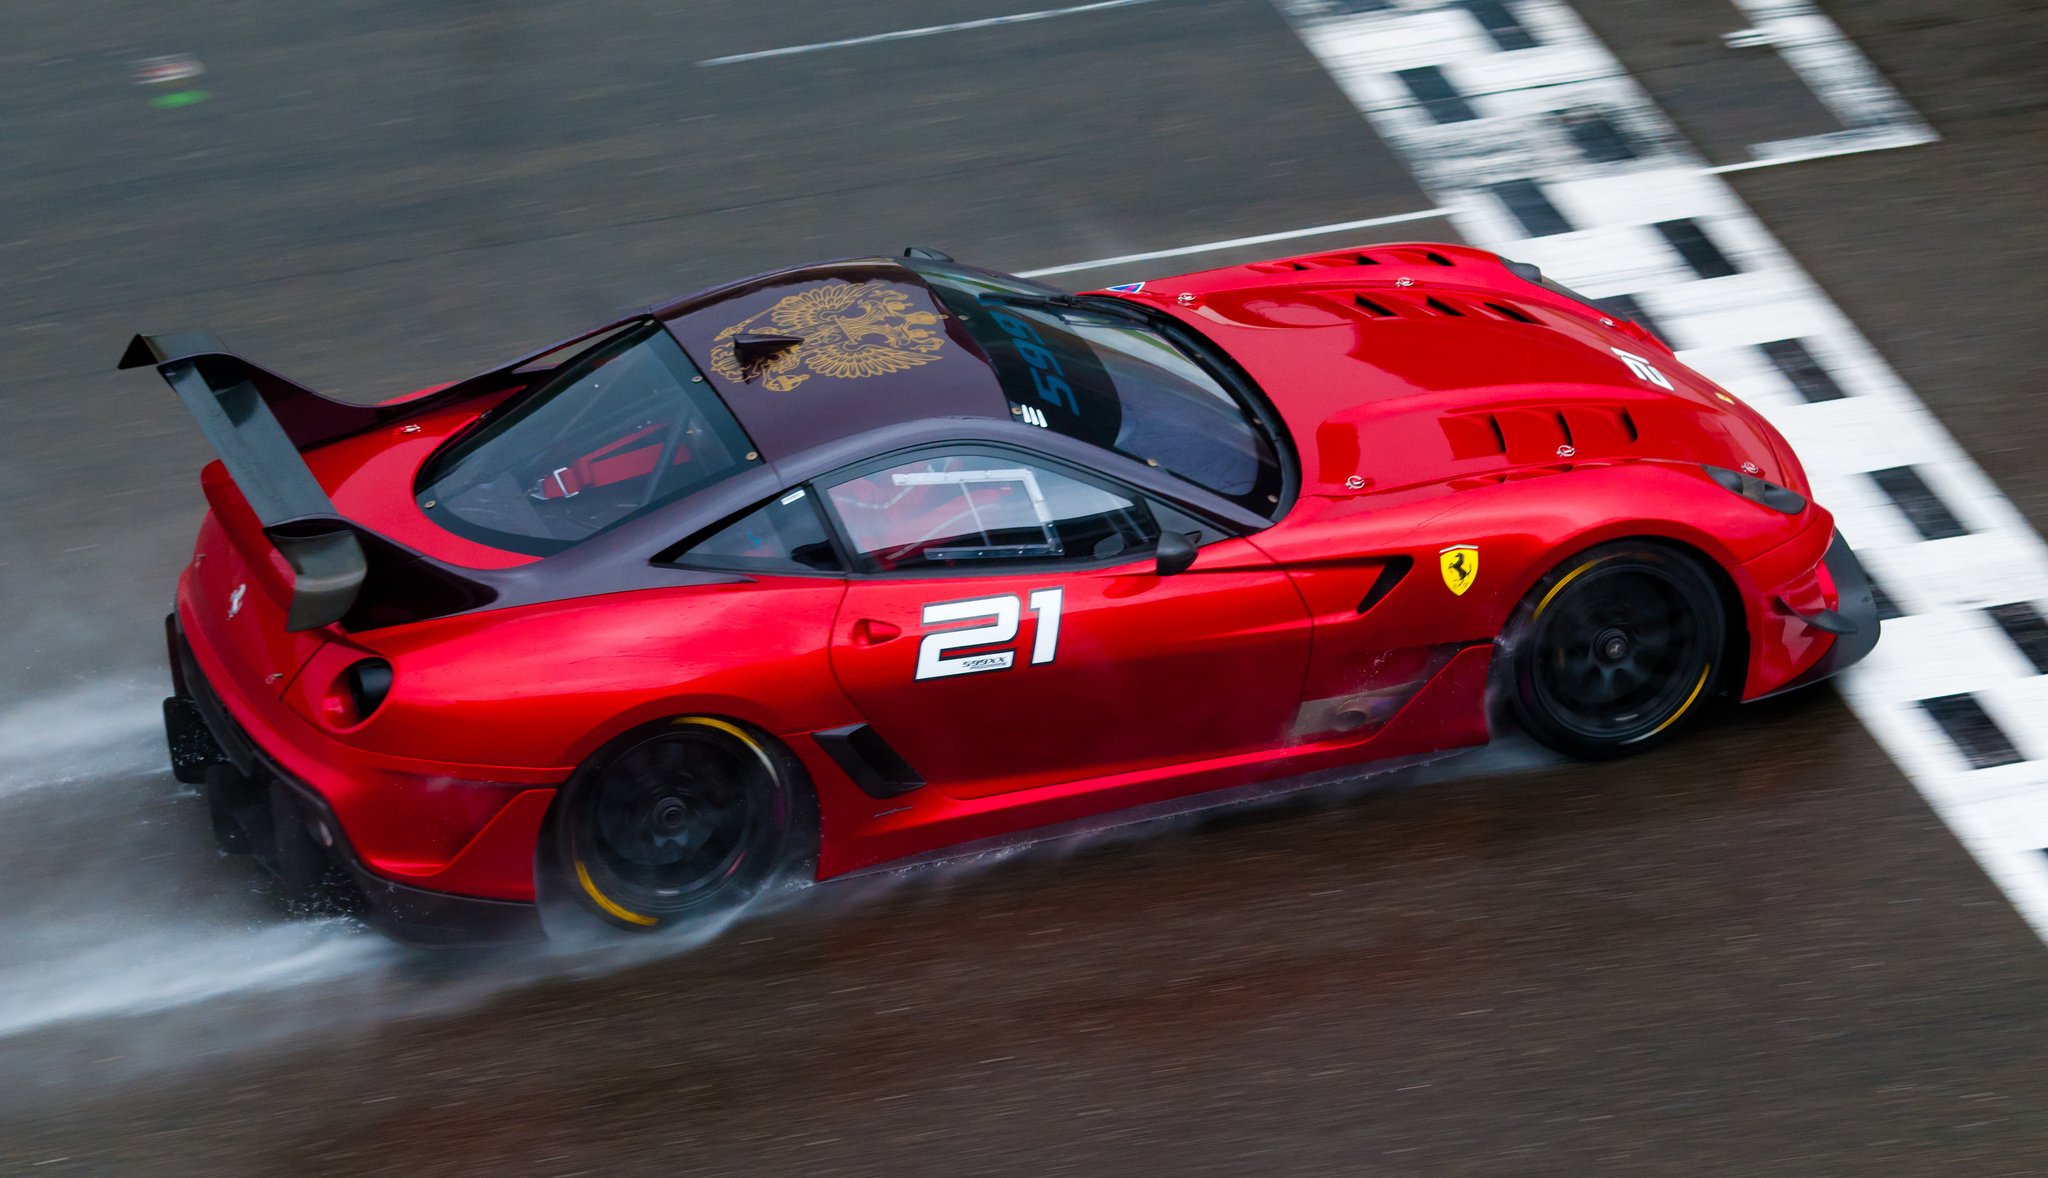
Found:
975,291 -> 1084,312
975,291 -> 1150,323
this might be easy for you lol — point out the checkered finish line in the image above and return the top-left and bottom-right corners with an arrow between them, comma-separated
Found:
1270,0 -> 2048,942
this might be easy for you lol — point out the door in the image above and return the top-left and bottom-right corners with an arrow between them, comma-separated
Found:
821,449 -> 1310,798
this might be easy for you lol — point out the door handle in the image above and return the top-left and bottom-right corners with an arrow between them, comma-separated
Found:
852,618 -> 902,646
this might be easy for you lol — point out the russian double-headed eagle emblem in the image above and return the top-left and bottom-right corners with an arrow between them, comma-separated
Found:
709,282 -> 946,392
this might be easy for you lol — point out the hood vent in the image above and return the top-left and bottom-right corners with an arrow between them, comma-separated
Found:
1353,294 -> 1397,318
1483,301 -> 1539,323
1247,250 -> 1387,274
1385,247 -> 1455,267
1424,296 -> 1541,322
1443,414 -> 1509,458
1244,247 -> 1461,277
1443,406 -> 1640,461
1323,292 -> 1541,324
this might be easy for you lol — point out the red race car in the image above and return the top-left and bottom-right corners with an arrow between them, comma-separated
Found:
136,243 -> 1877,942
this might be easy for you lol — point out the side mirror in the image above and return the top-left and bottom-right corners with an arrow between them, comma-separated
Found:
1154,530 -> 1199,577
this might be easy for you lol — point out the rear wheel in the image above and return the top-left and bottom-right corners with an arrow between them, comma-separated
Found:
1506,541 -> 1728,759
539,716 -> 811,936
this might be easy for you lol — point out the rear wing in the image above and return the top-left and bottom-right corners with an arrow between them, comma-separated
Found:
122,331 -> 368,630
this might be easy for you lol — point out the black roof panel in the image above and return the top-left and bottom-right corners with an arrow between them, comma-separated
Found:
659,259 -> 1009,463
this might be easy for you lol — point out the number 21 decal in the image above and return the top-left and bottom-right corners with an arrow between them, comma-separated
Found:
915,588 -> 1064,681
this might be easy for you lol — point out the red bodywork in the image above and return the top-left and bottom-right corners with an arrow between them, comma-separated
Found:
170,244 -> 1853,919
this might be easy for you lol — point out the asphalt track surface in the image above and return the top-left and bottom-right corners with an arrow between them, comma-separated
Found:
2,1 -> 2046,1173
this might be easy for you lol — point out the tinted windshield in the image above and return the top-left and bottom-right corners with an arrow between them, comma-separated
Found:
920,269 -> 1282,513
418,322 -> 757,556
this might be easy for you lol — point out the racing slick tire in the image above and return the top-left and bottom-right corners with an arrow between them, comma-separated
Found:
1504,540 -> 1729,760
538,716 -> 815,937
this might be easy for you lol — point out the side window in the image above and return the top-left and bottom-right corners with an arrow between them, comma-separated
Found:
822,453 -> 1156,572
673,489 -> 842,572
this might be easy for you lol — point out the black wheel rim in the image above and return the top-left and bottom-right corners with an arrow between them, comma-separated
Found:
1528,560 -> 1712,745
570,726 -> 774,919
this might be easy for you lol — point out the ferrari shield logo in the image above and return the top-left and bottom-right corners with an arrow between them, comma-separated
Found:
1439,545 -> 1478,596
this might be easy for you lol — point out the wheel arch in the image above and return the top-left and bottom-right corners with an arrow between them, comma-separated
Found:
559,693 -> 824,769
548,709 -> 823,834
535,709 -> 822,934
1500,532 -> 1745,758
1512,531 -> 1750,697
1403,463 -> 1787,645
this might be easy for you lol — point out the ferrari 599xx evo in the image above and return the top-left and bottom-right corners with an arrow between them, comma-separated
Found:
134,243 -> 1877,942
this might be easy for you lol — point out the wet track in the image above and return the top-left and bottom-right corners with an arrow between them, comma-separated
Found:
4,1 -> 2047,1172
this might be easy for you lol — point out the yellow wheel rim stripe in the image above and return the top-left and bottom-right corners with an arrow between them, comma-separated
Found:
1637,662 -> 1713,742
672,715 -> 775,776
575,858 -> 657,926
1532,556 -> 1609,622
570,716 -> 775,929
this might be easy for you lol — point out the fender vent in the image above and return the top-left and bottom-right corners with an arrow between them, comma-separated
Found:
1423,297 -> 1465,317
1357,557 -> 1414,614
814,724 -> 925,799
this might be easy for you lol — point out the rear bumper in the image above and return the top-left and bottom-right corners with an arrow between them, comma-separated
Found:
262,760 -> 543,945
1752,529 -> 1882,699
166,615 -> 542,945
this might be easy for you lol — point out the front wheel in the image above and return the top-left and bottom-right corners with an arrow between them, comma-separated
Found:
1506,541 -> 1729,760
539,716 -> 812,936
